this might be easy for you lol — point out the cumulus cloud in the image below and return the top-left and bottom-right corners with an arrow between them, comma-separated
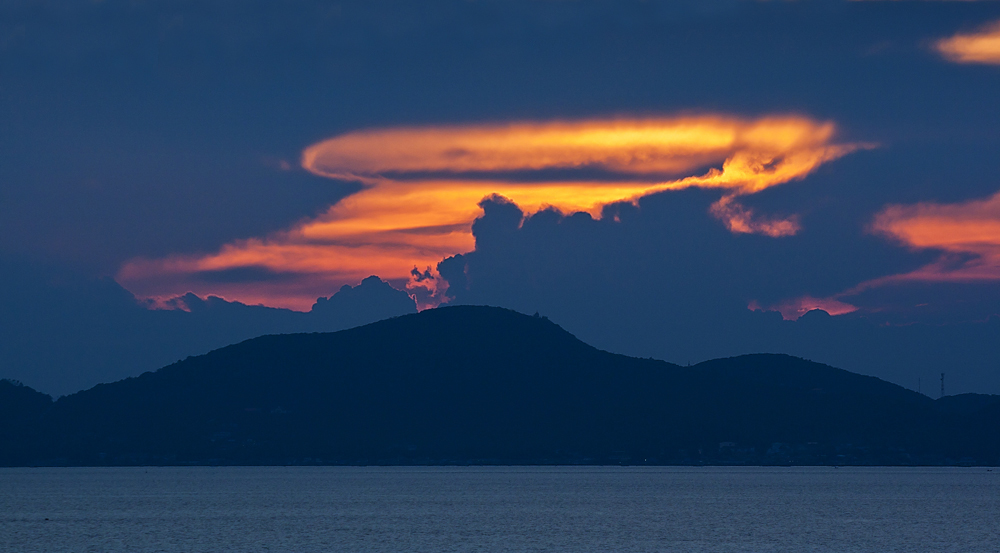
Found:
936,20 -> 1000,65
432,192 -> 1000,394
120,115 -> 865,310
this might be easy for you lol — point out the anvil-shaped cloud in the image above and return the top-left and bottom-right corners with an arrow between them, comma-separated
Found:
119,115 -> 864,310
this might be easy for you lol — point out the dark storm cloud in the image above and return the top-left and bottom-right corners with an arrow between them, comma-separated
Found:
444,190 -> 917,324
438,193 -> 1000,394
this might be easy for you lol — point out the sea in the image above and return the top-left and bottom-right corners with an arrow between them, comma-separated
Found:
1,466 -> 997,552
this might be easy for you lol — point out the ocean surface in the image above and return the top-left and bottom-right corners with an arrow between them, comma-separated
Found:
1,466 -> 998,552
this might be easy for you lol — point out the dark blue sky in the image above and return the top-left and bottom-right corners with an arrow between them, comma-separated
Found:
2,0 -> 1000,396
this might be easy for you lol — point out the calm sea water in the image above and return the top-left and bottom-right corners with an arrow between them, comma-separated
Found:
1,466 -> 998,552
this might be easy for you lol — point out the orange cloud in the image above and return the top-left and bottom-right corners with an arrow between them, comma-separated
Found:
119,115 -> 864,310
937,20 -> 1000,65
709,195 -> 800,237
870,190 -> 1000,283
753,190 -> 1000,320
303,117 -> 857,196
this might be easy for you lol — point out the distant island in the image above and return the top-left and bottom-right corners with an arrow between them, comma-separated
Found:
2,306 -> 998,466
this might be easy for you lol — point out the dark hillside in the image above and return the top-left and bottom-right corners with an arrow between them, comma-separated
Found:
43,307 -> 672,464
935,393 -> 1000,416
0,379 -> 53,465
689,355 -> 939,448
2,307 -> 997,465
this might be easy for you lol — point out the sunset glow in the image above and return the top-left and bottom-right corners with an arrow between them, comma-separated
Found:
119,115 -> 863,310
871,190 -> 1000,282
749,296 -> 859,321
757,189 -> 1000,318
936,20 -> 1000,65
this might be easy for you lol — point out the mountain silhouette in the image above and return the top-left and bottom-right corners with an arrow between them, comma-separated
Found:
2,306 -> 998,466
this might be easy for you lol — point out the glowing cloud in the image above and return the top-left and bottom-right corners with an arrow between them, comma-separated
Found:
936,20 -> 1000,65
749,297 -> 859,321
302,117 -> 857,196
870,190 -> 1000,283
754,190 -> 1000,320
120,115 -> 864,310
709,195 -> 800,238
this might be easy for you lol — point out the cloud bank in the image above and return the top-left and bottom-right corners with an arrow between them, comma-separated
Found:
119,115 -> 864,310
434,193 -> 1000,395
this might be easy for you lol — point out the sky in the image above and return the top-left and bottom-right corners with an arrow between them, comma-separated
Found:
2,0 -> 1000,396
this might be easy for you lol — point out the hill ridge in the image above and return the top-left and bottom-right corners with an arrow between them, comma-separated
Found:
2,306 -> 998,466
